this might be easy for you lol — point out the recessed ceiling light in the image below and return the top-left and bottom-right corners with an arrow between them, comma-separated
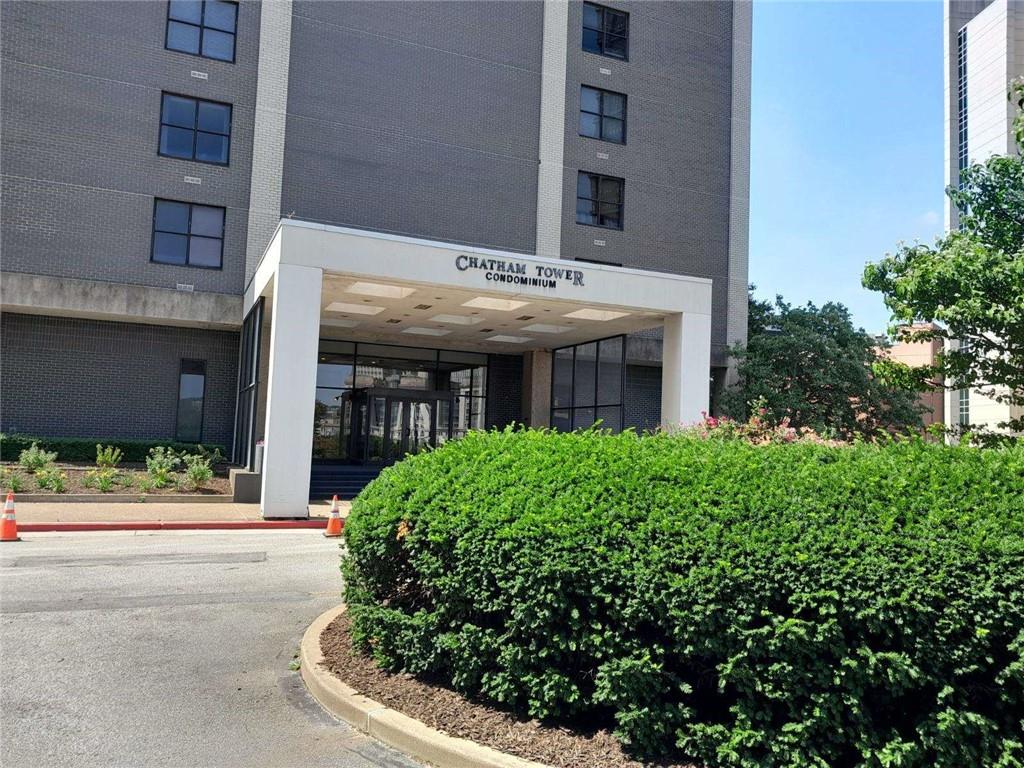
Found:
521,323 -> 571,334
487,335 -> 533,343
516,315 -> 536,321
402,327 -> 452,337
478,328 -> 494,333
321,319 -> 360,329
345,281 -> 417,299
325,301 -> 385,315
385,318 -> 402,324
429,314 -> 483,326
414,304 -> 433,310
563,308 -> 631,321
463,297 -> 530,311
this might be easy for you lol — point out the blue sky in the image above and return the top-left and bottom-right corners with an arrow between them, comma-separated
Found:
749,0 -> 946,334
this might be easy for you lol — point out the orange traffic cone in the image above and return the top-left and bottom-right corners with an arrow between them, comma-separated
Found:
323,494 -> 343,538
1,492 -> 21,542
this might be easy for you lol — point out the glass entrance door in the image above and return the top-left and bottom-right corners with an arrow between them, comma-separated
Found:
403,400 -> 433,458
348,389 -> 448,464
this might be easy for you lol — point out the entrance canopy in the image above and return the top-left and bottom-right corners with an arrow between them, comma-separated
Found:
246,220 -> 714,517
246,220 -> 712,351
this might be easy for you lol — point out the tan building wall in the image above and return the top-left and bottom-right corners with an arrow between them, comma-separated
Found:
878,324 -> 946,428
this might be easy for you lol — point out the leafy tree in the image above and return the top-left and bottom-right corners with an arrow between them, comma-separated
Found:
720,294 -> 925,437
863,80 -> 1024,432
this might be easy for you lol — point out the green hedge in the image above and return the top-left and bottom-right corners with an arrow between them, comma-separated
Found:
342,429 -> 1024,767
0,433 -> 227,463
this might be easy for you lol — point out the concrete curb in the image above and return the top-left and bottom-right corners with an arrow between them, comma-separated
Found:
18,520 -> 331,532
300,604 -> 551,768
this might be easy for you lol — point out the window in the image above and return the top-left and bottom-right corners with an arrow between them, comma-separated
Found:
159,93 -> 232,165
580,85 -> 626,143
551,336 -> 625,432
176,360 -> 206,443
576,172 -> 624,230
233,298 -> 263,469
152,199 -> 225,268
166,0 -> 238,62
582,2 -> 628,60
958,387 -> 970,427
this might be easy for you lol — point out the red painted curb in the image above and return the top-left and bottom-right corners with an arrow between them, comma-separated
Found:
16,519 -> 336,533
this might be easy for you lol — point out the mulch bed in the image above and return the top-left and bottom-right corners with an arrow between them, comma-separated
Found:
0,461 -> 232,496
319,613 -> 697,768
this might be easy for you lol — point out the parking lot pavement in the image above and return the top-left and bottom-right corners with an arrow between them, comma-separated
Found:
0,530 -> 421,768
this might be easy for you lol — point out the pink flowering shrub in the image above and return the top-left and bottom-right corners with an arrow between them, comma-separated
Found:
683,398 -> 842,445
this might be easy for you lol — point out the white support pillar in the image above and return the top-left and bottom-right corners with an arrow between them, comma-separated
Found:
660,313 -> 712,428
260,263 -> 322,518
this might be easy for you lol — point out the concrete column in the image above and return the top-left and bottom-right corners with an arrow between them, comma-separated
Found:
535,0 -> 569,258
521,350 -> 552,428
660,313 -> 712,428
260,264 -> 322,518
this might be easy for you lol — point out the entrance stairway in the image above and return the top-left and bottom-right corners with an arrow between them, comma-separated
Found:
309,464 -> 384,500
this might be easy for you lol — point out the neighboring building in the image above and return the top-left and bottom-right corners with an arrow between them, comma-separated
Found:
1,1 -> 751,516
943,0 -> 1023,434
877,324 -> 946,429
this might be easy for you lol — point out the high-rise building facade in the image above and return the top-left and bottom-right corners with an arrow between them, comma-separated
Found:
942,0 -> 1023,433
1,1 -> 751,515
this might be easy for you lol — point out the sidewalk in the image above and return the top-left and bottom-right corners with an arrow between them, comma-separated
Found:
10,498 -> 350,531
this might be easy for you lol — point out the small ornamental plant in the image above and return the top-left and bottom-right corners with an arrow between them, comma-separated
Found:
83,468 -> 119,493
180,453 -> 214,492
343,427 -> 1024,767
34,467 -> 67,493
0,468 -> 26,494
18,442 -> 57,474
95,444 -> 123,468
145,447 -> 180,488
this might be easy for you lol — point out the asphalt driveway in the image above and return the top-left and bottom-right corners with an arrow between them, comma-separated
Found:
0,530 -> 421,768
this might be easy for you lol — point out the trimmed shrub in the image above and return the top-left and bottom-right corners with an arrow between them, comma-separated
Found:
343,428 -> 1024,767
0,434 -> 226,464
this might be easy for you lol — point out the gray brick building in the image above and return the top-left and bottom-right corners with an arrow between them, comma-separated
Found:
1,0 -> 750,514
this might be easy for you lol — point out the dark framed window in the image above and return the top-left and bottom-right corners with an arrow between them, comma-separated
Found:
576,172 -> 624,230
166,0 -> 238,62
159,93 -> 232,165
580,85 -> 626,144
582,2 -> 628,60
176,359 -> 207,443
551,336 -> 625,432
233,298 -> 263,469
152,199 -> 225,268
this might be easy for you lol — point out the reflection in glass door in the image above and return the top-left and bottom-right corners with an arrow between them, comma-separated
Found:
367,396 -> 387,462
405,401 -> 433,456
387,400 -> 404,459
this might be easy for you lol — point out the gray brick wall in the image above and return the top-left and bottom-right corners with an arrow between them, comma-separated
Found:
0,0 -> 260,295
485,353 -> 524,429
279,1 -> 544,253
559,0 -> 734,363
0,313 -> 239,447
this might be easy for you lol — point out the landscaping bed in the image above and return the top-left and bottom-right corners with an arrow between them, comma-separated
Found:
1,441 -> 229,496
0,462 -> 231,496
320,612 -> 690,768
342,427 -> 1024,767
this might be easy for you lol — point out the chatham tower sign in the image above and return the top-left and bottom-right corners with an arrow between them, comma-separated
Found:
455,254 -> 585,290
